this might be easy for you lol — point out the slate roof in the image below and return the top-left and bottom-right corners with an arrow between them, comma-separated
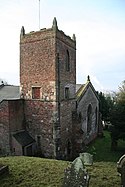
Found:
0,85 -> 20,102
76,84 -> 83,93
13,131 -> 35,147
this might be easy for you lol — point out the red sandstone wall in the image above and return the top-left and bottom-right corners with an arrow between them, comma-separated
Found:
20,26 -> 76,159
24,100 -> 57,158
9,99 -> 24,132
0,100 -> 10,154
20,29 -> 58,158
0,99 -> 25,155
20,29 -> 56,100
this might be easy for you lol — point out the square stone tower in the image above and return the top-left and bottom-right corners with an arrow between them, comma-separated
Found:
20,18 -> 76,159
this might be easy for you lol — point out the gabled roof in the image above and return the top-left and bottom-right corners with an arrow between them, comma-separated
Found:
13,131 -> 35,147
0,85 -> 20,102
76,79 -> 99,103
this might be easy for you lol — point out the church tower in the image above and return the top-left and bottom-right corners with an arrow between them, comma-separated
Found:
20,18 -> 76,159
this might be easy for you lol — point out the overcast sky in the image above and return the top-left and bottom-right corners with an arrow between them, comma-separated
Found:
0,0 -> 125,91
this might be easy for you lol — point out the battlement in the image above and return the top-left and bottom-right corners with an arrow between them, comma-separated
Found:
20,18 -> 76,49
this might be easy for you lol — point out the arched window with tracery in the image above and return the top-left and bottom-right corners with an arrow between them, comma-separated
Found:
66,50 -> 70,71
87,104 -> 92,133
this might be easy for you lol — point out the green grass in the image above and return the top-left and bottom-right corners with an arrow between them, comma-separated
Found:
86,130 -> 125,187
0,131 -> 124,187
0,156 -> 69,187
87,131 -> 125,162
87,162 -> 120,187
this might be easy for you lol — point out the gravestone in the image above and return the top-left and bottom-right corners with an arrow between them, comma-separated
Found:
117,155 -> 125,187
72,156 -> 84,172
79,152 -> 93,166
0,165 -> 9,178
62,156 -> 90,187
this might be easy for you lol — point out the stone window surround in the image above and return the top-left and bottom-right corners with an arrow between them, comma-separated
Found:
64,87 -> 70,99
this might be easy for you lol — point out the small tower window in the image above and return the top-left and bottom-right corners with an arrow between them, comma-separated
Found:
66,50 -> 70,71
65,87 -> 70,99
32,87 -> 40,99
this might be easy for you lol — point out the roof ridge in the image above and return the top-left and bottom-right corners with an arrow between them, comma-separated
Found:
76,85 -> 84,96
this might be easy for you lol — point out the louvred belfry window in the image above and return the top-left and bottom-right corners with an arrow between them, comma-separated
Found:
32,87 -> 40,99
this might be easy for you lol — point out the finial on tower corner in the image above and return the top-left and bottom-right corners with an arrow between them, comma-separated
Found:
72,34 -> 76,41
20,26 -> 25,37
52,17 -> 58,30
87,75 -> 90,82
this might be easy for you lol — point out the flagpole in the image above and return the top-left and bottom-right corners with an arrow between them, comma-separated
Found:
39,0 -> 40,29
